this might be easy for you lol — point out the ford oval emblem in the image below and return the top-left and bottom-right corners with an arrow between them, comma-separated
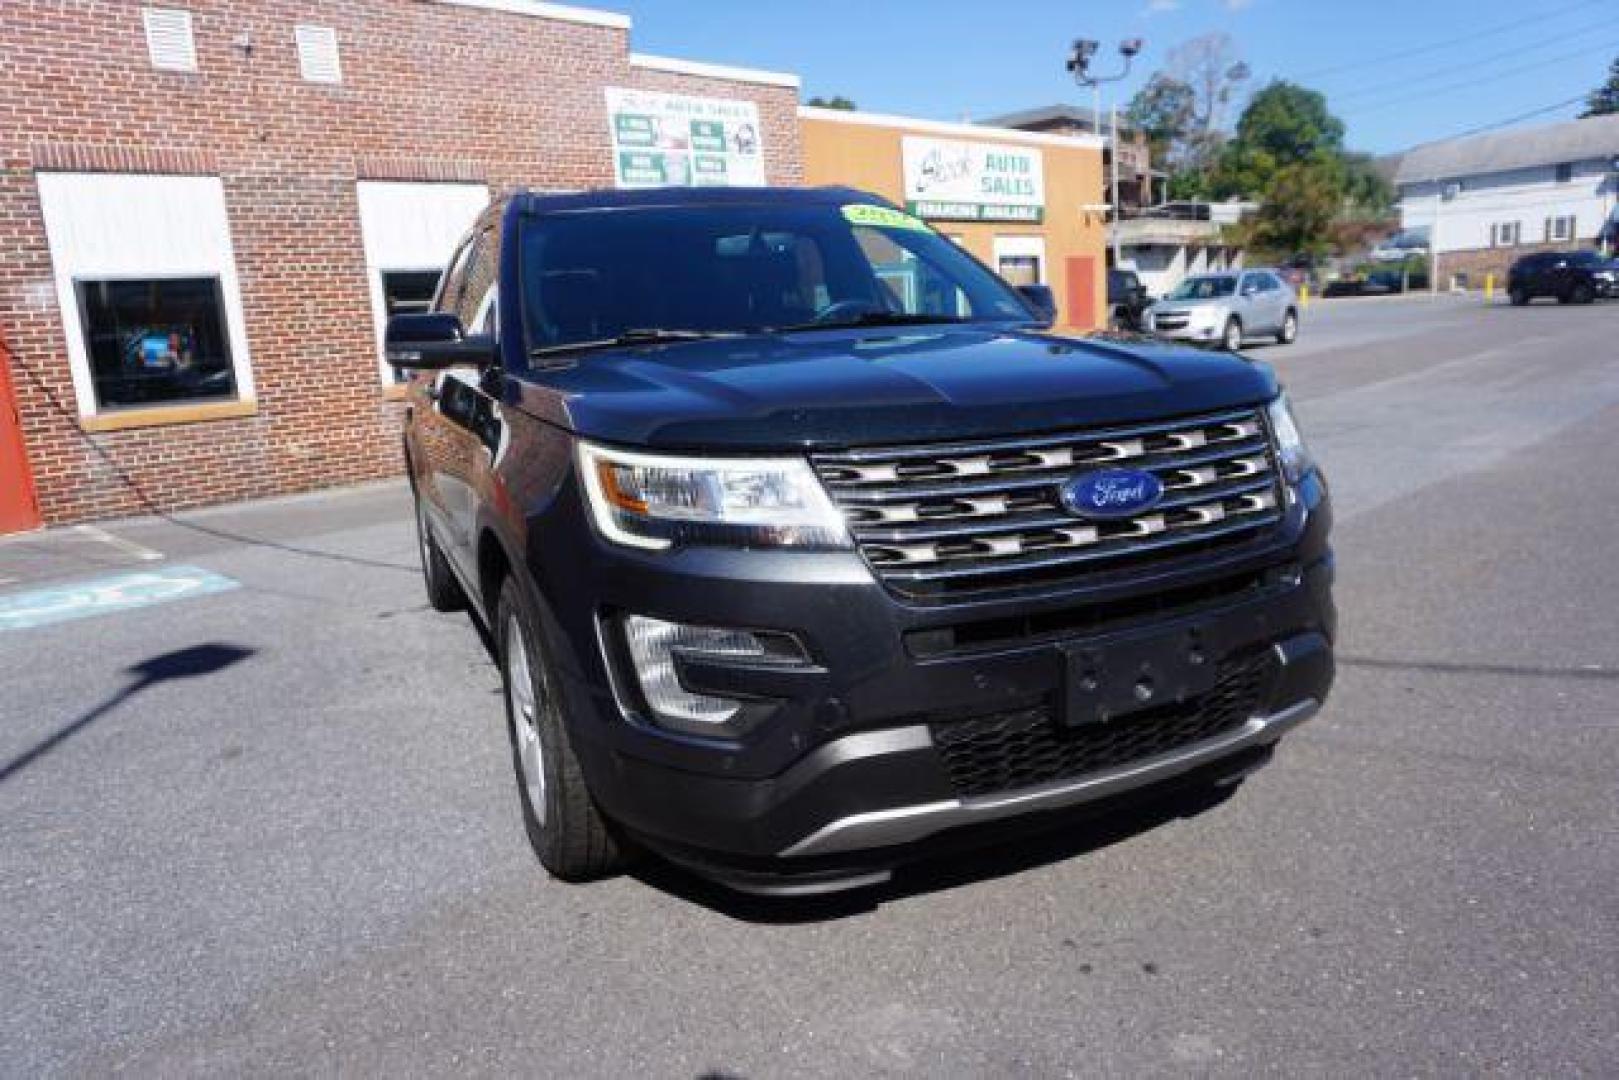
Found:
1060,468 -> 1165,519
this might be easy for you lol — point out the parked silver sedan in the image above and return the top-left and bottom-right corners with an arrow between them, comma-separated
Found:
1144,269 -> 1299,350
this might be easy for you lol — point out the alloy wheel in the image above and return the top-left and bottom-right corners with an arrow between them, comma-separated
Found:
506,614 -> 547,825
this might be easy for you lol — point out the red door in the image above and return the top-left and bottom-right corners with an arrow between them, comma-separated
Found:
1066,255 -> 1099,331
0,337 -> 42,534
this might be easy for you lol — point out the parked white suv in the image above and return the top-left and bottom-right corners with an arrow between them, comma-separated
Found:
1145,270 -> 1299,351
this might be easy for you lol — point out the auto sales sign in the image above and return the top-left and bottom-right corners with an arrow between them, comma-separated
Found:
901,136 -> 1045,223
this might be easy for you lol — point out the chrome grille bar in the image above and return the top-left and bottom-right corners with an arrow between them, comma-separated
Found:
811,408 -> 1283,595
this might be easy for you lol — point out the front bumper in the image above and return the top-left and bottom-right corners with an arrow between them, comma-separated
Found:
1147,319 -> 1223,344
538,472 -> 1335,892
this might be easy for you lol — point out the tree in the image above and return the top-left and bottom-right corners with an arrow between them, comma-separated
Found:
1581,56 -> 1619,117
1165,32 -> 1251,169
1250,161 -> 1342,257
1340,152 -> 1394,218
806,95 -> 857,111
1209,80 -> 1346,199
1126,75 -> 1196,166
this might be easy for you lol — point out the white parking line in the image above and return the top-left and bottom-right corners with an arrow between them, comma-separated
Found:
73,525 -> 165,562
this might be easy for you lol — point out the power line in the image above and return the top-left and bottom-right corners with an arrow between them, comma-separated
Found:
1332,15 -> 1619,104
1350,39 -> 1619,113
1442,94 -> 1594,142
1294,0 -> 1603,80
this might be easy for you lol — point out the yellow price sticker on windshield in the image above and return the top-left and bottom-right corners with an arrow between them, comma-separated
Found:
842,204 -> 930,232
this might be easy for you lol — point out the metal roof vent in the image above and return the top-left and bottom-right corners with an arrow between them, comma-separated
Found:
143,7 -> 198,72
295,24 -> 342,84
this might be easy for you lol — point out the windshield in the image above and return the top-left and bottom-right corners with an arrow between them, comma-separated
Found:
1166,275 -> 1237,301
519,202 -> 1035,352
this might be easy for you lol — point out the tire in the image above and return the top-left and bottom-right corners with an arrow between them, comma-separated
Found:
497,576 -> 623,881
415,493 -> 466,612
1508,286 -> 1528,307
1571,281 -> 1595,305
1221,317 -> 1243,352
1275,309 -> 1298,345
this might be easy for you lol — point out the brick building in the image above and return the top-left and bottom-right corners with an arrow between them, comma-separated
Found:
0,0 -> 803,530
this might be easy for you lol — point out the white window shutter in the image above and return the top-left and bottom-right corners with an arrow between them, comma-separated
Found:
143,7 -> 197,72
295,25 -> 342,84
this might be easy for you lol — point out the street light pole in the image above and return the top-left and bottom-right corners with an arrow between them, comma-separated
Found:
1110,103 -> 1123,266
1068,37 -> 1143,269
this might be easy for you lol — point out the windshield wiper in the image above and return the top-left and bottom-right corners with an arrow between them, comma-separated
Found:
529,328 -> 738,358
771,312 -> 973,333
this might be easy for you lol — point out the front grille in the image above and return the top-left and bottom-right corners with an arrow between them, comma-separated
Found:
931,651 -> 1274,799
1153,313 -> 1191,330
812,408 -> 1283,598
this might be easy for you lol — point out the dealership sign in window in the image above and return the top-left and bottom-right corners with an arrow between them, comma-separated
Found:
606,88 -> 765,189
901,136 -> 1045,223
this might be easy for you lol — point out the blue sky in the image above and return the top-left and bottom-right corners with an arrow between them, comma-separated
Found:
608,0 -> 1619,155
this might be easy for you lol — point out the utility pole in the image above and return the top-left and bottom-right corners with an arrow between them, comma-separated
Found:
1110,103 -> 1123,265
1068,37 -> 1143,269
1431,180 -> 1453,296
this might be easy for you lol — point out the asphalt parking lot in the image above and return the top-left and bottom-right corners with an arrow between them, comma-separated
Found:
3,293 -> 1617,1075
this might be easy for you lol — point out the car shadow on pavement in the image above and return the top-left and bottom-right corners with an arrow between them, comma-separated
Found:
629,780 -> 1243,924
0,643 -> 254,783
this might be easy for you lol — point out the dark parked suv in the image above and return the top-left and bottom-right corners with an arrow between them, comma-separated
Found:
1107,267 -> 1151,330
1507,250 -> 1617,305
390,187 -> 1336,895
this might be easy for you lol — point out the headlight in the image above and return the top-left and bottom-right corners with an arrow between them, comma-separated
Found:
578,442 -> 850,551
1266,393 -> 1315,484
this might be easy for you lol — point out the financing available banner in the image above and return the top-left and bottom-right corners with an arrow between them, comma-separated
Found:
901,135 -> 1045,223
605,88 -> 766,189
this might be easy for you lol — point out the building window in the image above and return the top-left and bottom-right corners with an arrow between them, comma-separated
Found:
1555,163 -> 1573,184
74,278 -> 237,409
355,181 -> 489,386
1546,215 -> 1576,243
381,270 -> 441,316
142,7 -> 198,72
997,255 -> 1041,286
294,24 -> 342,84
993,236 -> 1047,288
1490,221 -> 1521,248
35,173 -> 256,423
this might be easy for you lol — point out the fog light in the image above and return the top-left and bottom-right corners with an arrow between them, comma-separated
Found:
621,615 -> 802,733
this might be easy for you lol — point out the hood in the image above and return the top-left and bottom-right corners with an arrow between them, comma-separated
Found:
1149,298 -> 1230,315
507,326 -> 1276,451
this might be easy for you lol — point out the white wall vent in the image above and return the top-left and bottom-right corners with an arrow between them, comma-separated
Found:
143,7 -> 198,72
295,24 -> 342,84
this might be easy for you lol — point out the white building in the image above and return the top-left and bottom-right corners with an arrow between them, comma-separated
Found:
1396,113 -> 1619,287
1111,201 -> 1256,297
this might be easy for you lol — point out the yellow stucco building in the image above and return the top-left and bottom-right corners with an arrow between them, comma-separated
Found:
800,106 -> 1109,331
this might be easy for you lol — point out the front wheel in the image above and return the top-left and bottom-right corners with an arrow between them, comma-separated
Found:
1221,317 -> 1243,352
1508,286 -> 1528,306
1570,281 -> 1595,305
498,577 -> 624,882
1276,309 -> 1298,345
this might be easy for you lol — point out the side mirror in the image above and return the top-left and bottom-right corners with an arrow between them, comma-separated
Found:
1016,284 -> 1058,325
385,313 -> 496,370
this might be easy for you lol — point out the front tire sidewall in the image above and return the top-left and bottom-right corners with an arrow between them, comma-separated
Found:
497,578 -> 622,881
1222,318 -> 1243,352
1277,310 -> 1298,345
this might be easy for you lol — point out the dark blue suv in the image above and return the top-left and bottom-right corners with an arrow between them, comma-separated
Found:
389,187 -> 1336,895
